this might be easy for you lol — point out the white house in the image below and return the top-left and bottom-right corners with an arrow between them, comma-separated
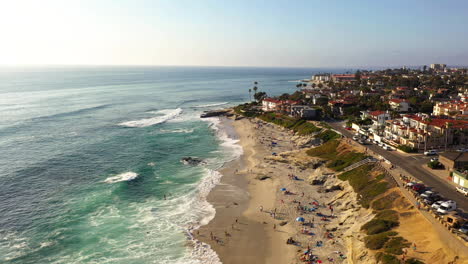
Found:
389,99 -> 410,112
262,98 -> 282,112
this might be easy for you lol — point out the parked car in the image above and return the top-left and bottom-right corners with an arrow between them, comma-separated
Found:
430,157 -> 439,162
406,182 -> 417,188
431,200 -> 446,210
424,150 -> 438,156
358,139 -> 366,145
352,135 -> 359,141
456,186 -> 468,196
382,145 -> 392,151
459,223 -> 468,234
456,148 -> 468,152
412,184 -> 426,193
422,195 -> 442,205
437,200 -> 457,214
420,190 -> 435,199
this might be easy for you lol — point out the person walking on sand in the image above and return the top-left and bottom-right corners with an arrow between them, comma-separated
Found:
413,243 -> 417,251
260,205 -> 263,212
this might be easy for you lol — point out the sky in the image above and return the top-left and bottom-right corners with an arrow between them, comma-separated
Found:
0,0 -> 467,68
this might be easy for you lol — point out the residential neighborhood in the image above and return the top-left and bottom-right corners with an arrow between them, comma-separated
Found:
244,64 -> 468,198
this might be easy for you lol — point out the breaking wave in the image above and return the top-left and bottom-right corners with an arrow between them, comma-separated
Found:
103,172 -> 139,183
119,108 -> 183,128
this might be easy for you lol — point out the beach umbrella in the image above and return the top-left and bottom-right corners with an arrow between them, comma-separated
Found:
296,217 -> 305,222
280,188 -> 287,191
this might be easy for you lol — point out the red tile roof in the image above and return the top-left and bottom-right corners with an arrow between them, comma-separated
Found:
389,99 -> 408,104
369,110 -> 386,116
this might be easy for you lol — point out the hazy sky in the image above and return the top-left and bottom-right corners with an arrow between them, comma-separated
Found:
1,0 -> 467,67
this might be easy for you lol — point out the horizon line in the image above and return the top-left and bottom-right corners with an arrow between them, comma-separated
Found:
1,63 -> 466,69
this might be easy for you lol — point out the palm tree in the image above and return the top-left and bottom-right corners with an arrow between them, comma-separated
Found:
248,88 -> 252,101
253,86 -> 258,94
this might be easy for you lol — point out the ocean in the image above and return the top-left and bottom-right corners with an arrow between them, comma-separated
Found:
0,66 -> 343,264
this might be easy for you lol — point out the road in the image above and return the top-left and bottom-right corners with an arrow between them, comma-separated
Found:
327,121 -> 468,213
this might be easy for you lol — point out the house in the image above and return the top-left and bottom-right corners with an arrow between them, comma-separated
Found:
262,98 -> 282,112
328,100 -> 355,115
331,74 -> 356,83
452,170 -> 468,188
389,99 -> 410,112
290,105 -> 321,120
439,152 -> 468,171
433,101 -> 468,117
311,74 -> 330,83
383,114 -> 468,149
361,110 -> 391,125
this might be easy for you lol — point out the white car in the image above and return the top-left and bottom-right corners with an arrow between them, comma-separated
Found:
436,200 -> 456,214
424,150 -> 438,156
456,148 -> 468,152
420,190 -> 435,199
382,145 -> 392,151
430,157 -> 439,162
456,186 -> 468,196
431,200 -> 445,210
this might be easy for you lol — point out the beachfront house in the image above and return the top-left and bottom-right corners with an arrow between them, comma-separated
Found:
262,98 -> 282,112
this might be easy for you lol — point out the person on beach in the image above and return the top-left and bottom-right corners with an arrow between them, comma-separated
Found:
260,205 -> 263,212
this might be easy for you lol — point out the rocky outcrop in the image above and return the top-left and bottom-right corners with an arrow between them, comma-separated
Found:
291,135 -> 321,148
181,157 -> 206,166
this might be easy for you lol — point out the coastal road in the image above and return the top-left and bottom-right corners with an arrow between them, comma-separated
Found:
327,121 -> 468,213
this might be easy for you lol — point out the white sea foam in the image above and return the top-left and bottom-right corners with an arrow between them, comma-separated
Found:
119,108 -> 183,128
193,102 -> 229,108
159,128 -> 194,134
103,172 -> 139,183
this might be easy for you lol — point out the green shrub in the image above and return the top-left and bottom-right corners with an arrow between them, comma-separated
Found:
397,145 -> 418,153
362,218 -> 399,235
427,161 -> 443,169
375,253 -> 400,264
364,231 -> 397,250
384,236 -> 410,255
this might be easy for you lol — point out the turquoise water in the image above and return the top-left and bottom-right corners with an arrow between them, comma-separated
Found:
0,66 -> 339,264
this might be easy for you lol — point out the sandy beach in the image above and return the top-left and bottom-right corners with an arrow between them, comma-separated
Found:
196,115 -> 349,264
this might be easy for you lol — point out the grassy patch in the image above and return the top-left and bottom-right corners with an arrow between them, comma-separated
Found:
362,218 -> 399,235
372,192 -> 399,211
338,164 -> 389,207
315,129 -> 340,142
384,236 -> 410,255
375,210 -> 399,222
375,253 -> 401,264
306,140 -> 340,160
258,113 -> 321,135
364,231 -> 397,250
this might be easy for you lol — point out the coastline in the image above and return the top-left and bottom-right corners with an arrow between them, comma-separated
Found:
195,114 -> 349,264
